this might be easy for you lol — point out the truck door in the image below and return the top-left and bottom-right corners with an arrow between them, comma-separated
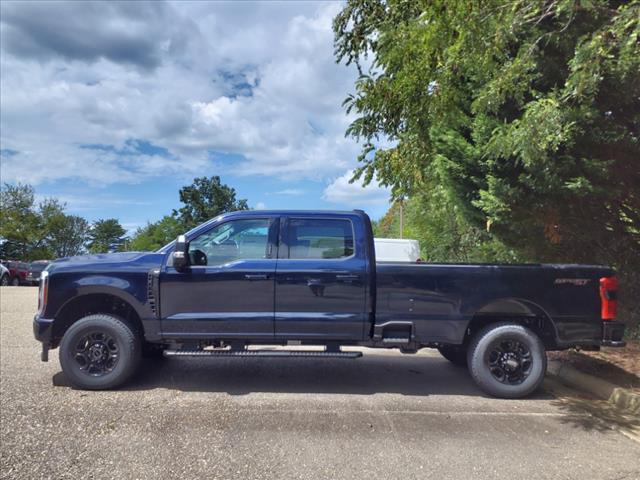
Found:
159,217 -> 278,339
274,216 -> 368,341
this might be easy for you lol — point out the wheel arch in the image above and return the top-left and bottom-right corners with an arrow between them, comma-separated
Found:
465,297 -> 559,349
52,291 -> 144,346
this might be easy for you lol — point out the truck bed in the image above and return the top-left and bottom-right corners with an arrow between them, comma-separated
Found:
374,262 -> 613,347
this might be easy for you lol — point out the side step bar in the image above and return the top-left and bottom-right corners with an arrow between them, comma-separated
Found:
163,349 -> 363,359
381,337 -> 410,344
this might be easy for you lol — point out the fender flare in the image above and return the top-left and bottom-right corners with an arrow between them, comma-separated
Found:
469,297 -> 559,344
54,280 -> 148,321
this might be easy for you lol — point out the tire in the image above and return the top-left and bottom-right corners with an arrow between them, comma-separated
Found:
59,314 -> 141,390
437,345 -> 467,366
0,275 -> 9,286
467,322 -> 546,399
10,277 -> 19,286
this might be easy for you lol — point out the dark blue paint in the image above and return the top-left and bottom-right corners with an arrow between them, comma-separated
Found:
34,210 -> 620,351
160,259 -> 277,338
375,262 -> 612,347
274,213 -> 371,340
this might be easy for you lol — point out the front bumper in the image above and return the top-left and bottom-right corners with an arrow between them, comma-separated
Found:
601,321 -> 626,347
33,314 -> 55,361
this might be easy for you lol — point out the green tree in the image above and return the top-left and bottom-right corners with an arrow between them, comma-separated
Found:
376,192 -> 520,263
0,183 -> 83,260
335,0 -> 640,326
129,215 -> 183,252
46,214 -> 90,258
0,183 -> 41,258
173,176 -> 248,230
88,219 -> 127,253
35,198 -> 67,257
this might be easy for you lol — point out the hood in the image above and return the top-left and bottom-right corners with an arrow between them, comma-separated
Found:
54,252 -> 144,264
48,251 -> 165,273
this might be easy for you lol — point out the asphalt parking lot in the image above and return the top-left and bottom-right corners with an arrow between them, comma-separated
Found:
1,287 -> 639,480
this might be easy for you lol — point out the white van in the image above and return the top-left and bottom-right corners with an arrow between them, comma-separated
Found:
374,238 -> 421,262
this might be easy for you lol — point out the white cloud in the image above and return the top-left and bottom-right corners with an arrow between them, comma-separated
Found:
272,189 -> 304,196
34,192 -> 153,211
323,170 -> 391,206
0,1 -> 362,186
254,202 -> 267,210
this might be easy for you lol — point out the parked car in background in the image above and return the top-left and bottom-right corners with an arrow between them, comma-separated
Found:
374,238 -> 421,262
26,260 -> 50,286
6,261 -> 29,286
0,263 -> 10,286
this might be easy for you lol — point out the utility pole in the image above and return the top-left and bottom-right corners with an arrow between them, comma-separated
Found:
399,198 -> 404,239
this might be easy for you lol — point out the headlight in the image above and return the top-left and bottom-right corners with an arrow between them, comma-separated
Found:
37,270 -> 49,315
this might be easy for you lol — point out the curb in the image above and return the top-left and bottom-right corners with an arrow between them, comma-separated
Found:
547,360 -> 640,414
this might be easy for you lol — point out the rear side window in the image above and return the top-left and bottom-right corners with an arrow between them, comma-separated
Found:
287,218 -> 354,259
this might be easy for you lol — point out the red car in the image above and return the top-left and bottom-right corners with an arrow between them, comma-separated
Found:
5,260 -> 29,286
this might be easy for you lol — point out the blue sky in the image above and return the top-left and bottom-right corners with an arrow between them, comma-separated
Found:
0,1 -> 391,234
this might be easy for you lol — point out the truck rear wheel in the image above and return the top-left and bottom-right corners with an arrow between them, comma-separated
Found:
467,323 -> 546,399
59,314 -> 141,390
437,345 -> 467,366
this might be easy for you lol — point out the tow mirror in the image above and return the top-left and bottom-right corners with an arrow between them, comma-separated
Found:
172,235 -> 189,271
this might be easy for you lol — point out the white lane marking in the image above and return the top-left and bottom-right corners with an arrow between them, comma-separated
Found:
230,409 -> 582,417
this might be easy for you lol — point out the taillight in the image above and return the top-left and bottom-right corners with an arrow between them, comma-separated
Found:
38,270 -> 49,315
599,276 -> 618,320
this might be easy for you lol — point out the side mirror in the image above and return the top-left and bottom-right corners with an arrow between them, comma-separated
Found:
172,235 -> 189,271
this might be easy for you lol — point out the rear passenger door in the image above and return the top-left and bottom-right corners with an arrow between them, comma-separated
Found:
274,216 -> 367,341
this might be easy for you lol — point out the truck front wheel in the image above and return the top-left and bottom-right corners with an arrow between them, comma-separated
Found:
59,314 -> 141,390
467,323 -> 546,399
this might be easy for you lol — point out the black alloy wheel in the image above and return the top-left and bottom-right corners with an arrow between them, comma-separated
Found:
73,331 -> 120,376
468,322 -> 546,399
485,338 -> 532,385
59,314 -> 141,390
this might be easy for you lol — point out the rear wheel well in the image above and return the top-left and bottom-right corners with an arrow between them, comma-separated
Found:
52,294 -> 143,347
464,314 -> 558,350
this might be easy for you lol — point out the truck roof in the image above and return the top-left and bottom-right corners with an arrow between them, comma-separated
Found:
220,209 -> 365,216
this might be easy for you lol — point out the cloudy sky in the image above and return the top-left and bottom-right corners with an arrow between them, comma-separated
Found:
0,0 -> 390,232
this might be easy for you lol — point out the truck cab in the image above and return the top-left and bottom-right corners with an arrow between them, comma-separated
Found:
158,210 -> 374,342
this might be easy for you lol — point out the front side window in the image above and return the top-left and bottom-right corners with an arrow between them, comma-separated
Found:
188,218 -> 270,266
287,218 -> 354,259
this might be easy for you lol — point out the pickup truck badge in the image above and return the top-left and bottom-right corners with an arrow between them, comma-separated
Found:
554,278 -> 591,286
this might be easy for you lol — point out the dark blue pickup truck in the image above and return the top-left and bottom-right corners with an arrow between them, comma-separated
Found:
34,210 -> 625,397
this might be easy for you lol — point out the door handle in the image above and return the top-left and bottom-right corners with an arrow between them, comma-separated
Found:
245,274 -> 269,280
336,274 -> 359,281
